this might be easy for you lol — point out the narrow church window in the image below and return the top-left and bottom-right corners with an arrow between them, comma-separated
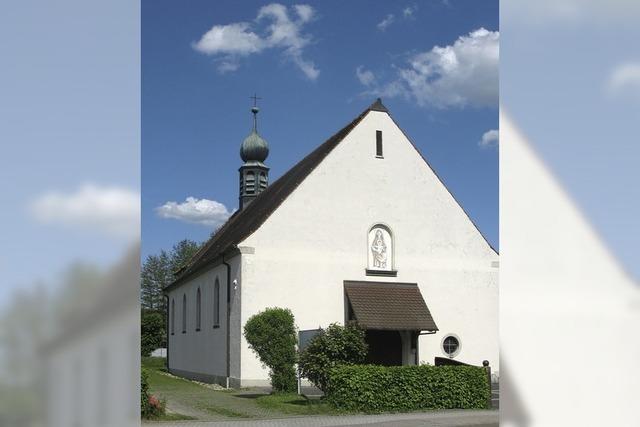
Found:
171,298 -> 175,335
213,279 -> 220,328
182,294 -> 186,333
196,287 -> 201,331
376,130 -> 383,157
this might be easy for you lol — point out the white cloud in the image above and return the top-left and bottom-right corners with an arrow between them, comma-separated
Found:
30,184 -> 140,239
403,6 -> 417,18
606,62 -> 640,98
192,22 -> 264,56
156,197 -> 233,228
293,4 -> 314,23
377,14 -> 395,31
356,66 -> 376,86
366,28 -> 499,109
218,60 -> 240,73
479,129 -> 499,148
193,3 -> 319,80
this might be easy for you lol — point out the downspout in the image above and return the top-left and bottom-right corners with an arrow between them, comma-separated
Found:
164,295 -> 169,371
222,253 -> 232,388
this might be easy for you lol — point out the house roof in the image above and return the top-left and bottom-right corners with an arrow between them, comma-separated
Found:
344,281 -> 438,331
166,99 -> 387,290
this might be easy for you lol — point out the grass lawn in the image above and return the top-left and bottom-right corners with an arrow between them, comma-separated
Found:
142,357 -> 343,421
255,393 -> 340,416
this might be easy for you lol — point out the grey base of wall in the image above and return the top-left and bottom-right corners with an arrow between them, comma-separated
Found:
168,368 -> 241,389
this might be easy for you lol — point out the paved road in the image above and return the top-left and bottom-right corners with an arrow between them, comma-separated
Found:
144,410 -> 498,427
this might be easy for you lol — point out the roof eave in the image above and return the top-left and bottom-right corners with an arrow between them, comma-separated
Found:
164,246 -> 241,293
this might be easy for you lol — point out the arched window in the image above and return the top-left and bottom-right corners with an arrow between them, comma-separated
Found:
171,298 -> 175,335
182,294 -> 187,333
367,224 -> 396,275
213,278 -> 220,328
196,287 -> 201,331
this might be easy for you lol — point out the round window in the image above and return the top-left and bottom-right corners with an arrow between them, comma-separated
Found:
442,335 -> 460,358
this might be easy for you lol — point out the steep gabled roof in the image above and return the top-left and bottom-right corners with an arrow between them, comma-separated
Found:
166,99 -> 385,290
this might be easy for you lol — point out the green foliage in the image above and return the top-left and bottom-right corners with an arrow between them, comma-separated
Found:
140,238 -> 203,350
168,239 -> 202,274
140,239 -> 202,312
298,323 -> 367,392
141,368 -> 166,419
141,310 -> 164,357
243,308 -> 297,392
140,250 -> 172,312
326,364 -> 490,412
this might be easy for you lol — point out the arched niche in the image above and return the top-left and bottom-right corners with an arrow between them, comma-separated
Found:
366,224 -> 397,276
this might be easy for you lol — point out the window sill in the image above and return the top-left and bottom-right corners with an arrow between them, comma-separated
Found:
365,269 -> 397,277
181,331 -> 186,334
213,325 -> 220,329
195,328 -> 201,332
375,155 -> 384,159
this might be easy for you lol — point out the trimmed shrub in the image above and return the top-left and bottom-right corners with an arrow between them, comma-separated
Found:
244,307 -> 297,392
326,364 -> 490,412
298,323 -> 367,392
141,368 -> 166,419
141,310 -> 164,357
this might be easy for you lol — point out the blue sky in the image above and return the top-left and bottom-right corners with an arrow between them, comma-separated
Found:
501,1 -> 640,281
142,0 -> 499,260
0,0 -> 140,304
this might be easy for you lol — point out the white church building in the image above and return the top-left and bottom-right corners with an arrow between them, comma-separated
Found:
164,99 -> 498,388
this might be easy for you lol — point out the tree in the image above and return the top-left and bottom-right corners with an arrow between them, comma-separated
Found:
140,239 -> 203,312
168,239 -> 201,275
244,308 -> 297,392
140,239 -> 203,351
140,251 -> 171,312
298,323 -> 368,392
141,310 -> 164,357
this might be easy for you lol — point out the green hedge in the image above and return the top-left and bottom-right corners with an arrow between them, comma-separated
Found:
326,364 -> 490,412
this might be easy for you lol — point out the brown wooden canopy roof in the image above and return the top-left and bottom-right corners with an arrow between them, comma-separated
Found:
344,281 -> 438,331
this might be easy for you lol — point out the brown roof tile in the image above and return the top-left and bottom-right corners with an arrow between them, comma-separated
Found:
344,281 -> 438,331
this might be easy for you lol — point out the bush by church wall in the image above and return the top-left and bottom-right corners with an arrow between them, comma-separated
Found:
326,364 -> 490,412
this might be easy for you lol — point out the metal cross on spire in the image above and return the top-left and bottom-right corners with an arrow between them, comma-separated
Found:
250,93 -> 262,108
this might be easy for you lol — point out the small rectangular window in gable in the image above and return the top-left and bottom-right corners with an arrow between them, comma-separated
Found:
376,130 -> 383,157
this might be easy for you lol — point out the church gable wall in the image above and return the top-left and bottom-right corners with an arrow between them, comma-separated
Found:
238,110 -> 498,384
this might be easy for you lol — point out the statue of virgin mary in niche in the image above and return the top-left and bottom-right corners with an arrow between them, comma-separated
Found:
371,229 -> 388,269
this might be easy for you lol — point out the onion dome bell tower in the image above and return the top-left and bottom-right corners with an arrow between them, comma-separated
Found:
239,104 -> 269,210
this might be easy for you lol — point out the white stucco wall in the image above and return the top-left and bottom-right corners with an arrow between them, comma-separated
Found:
238,110 -> 498,385
166,255 -> 241,384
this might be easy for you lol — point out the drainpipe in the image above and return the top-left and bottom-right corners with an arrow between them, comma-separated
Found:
222,253 -> 232,388
164,295 -> 169,371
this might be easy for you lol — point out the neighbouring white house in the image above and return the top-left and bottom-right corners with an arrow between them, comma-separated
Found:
164,99 -> 498,388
